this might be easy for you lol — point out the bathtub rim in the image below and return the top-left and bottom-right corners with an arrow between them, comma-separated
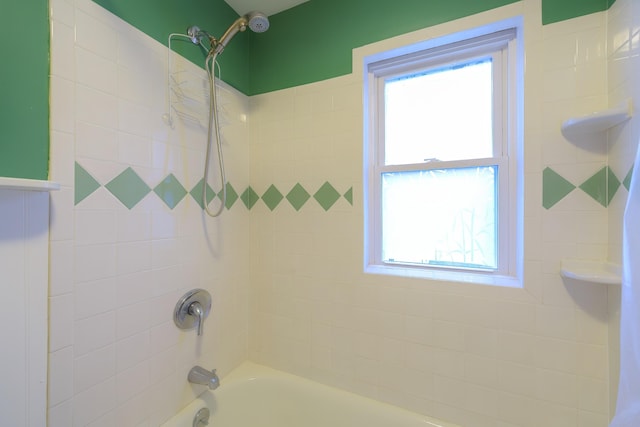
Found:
160,361 -> 461,427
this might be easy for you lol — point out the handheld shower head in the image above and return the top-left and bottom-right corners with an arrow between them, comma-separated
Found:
245,11 -> 270,33
214,11 -> 270,54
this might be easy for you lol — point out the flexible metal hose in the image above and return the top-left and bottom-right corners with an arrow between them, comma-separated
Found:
202,51 -> 227,217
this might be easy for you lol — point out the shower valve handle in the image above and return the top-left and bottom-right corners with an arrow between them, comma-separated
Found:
188,301 -> 205,336
173,289 -> 212,336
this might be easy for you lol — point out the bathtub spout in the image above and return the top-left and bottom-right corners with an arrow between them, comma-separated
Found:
188,366 -> 220,390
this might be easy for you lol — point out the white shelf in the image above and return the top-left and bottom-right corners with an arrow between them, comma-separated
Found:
561,99 -> 633,142
0,177 -> 60,192
560,259 -> 621,285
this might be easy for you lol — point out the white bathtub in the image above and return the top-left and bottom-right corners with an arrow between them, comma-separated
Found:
161,362 -> 459,427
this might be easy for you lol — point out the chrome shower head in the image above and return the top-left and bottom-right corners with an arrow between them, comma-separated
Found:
245,11 -> 270,33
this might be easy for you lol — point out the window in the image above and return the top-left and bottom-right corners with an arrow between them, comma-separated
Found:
364,20 -> 523,286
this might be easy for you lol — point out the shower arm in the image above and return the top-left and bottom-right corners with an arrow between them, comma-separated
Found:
213,17 -> 248,54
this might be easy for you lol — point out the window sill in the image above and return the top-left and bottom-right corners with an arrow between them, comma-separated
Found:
0,177 -> 60,192
365,263 -> 522,288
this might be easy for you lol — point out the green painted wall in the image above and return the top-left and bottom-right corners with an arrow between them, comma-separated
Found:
248,0 -> 519,95
0,0 -> 620,179
92,0 -> 250,93
542,0 -> 615,24
89,0 -> 619,96
0,2 -> 50,180
249,0 -> 617,94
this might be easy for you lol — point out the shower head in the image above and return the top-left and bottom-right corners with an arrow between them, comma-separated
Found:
245,11 -> 270,33
214,11 -> 270,54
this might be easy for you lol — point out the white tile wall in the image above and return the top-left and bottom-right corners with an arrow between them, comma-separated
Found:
248,2 -> 613,426
42,0 -> 635,425
48,0 -> 250,425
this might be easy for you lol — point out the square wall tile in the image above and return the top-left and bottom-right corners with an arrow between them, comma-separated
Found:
76,121 -> 118,162
116,332 -> 150,372
51,19 -> 75,80
76,47 -> 117,93
76,85 -> 118,129
75,244 -> 116,283
50,131 -> 75,187
75,278 -> 117,320
49,347 -> 74,406
75,311 -> 116,357
74,345 -> 116,393
48,400 -> 73,427
75,9 -> 118,60
50,76 -> 75,133
72,378 -> 117,427
50,240 -> 74,296
50,294 -> 74,352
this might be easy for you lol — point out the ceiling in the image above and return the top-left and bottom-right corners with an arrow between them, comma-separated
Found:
224,0 -> 308,16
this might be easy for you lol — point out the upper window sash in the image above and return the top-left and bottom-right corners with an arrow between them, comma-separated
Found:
375,50 -> 510,168
367,28 -> 516,77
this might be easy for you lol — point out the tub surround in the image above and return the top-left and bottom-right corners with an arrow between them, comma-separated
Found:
248,3 -> 612,426
41,0 -> 631,426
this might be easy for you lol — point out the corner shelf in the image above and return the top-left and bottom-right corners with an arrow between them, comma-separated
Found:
560,259 -> 621,285
0,177 -> 60,192
561,99 -> 633,143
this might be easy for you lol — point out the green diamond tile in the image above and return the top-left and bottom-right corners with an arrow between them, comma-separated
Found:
75,162 -> 101,205
190,179 -> 216,209
286,183 -> 310,211
154,174 -> 187,209
314,181 -> 341,211
624,166 -> 634,191
344,187 -> 353,206
222,182 -> 239,209
241,186 -> 260,210
262,185 -> 283,211
579,167 -> 611,207
105,167 -> 151,209
543,168 -> 575,209
607,167 -> 621,206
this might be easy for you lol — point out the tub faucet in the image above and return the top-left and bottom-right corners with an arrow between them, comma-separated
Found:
188,366 -> 220,390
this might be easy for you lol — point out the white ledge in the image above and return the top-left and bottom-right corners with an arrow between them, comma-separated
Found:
0,177 -> 60,192
560,259 -> 621,285
561,99 -> 633,142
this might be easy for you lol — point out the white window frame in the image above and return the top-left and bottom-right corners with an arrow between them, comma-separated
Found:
363,18 -> 523,287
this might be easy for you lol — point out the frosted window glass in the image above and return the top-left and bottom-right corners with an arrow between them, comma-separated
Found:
384,59 -> 493,165
381,166 -> 497,269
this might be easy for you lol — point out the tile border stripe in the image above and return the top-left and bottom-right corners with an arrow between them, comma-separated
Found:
74,163 -> 354,212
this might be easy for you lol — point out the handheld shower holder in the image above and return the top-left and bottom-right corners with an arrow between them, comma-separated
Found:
187,26 -> 202,44
187,26 -> 220,54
